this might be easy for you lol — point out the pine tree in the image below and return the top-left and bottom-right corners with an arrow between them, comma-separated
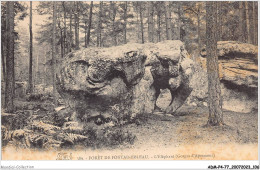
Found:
5,1 -> 15,112
110,1 -> 117,46
239,2 -> 244,42
86,1 -> 93,48
245,1 -> 251,44
97,1 -> 103,47
139,2 -> 144,44
123,1 -> 128,44
148,1 -> 154,42
165,1 -> 172,40
28,1 -> 33,93
206,1 -> 224,126
52,2 -> 57,106
74,1 -> 79,50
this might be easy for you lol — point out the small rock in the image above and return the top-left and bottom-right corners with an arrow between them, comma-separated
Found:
55,106 -> 66,112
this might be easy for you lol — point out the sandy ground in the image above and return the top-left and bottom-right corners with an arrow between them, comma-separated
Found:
123,91 -> 258,148
124,105 -> 258,148
1,91 -> 258,160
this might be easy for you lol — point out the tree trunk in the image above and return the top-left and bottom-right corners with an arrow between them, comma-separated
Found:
245,1 -> 251,44
57,11 -> 64,58
177,3 -> 181,40
123,1 -> 128,44
62,2 -> 67,54
157,11 -> 161,42
139,3 -> 144,44
97,1 -> 103,47
35,51 -> 39,85
52,2 -> 57,106
148,1 -> 154,42
86,1 -> 93,48
165,1 -> 172,40
5,1 -> 15,112
217,2 -> 222,41
1,38 -> 6,82
252,1 -> 255,45
136,6 -> 140,40
44,46 -> 47,87
239,2 -> 244,42
85,19 -> 87,48
206,1 -> 223,126
110,2 -> 117,46
74,2 -> 79,50
69,2 -> 73,52
253,2 -> 257,45
28,1 -> 33,93
197,15 -> 201,51
1,11 -> 6,82
60,29 -> 64,58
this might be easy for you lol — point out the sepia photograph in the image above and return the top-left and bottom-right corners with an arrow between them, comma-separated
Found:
0,0 -> 259,169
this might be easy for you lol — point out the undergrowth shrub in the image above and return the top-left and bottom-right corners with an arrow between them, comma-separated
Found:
2,103 -> 137,150
80,126 -> 136,149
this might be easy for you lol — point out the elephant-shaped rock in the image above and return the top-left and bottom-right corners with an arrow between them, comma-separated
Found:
57,40 -> 194,125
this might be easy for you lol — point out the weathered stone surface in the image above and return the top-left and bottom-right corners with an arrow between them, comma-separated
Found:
201,41 -> 258,88
57,40 -> 194,125
201,41 -> 257,57
198,41 -> 258,113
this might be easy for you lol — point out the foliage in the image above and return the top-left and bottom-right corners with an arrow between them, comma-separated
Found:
81,126 -> 136,149
1,100 -> 136,150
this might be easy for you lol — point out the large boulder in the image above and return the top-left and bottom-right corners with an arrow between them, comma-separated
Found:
199,41 -> 258,113
57,40 -> 194,125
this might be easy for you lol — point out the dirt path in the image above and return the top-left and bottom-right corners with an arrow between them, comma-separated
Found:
124,105 -> 258,150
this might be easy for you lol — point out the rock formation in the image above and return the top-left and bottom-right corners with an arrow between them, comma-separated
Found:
199,41 -> 258,113
57,40 -> 194,125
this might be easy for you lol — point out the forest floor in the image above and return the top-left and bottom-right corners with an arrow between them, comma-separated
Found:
1,90 -> 258,160
126,91 -> 258,148
115,91 -> 258,159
